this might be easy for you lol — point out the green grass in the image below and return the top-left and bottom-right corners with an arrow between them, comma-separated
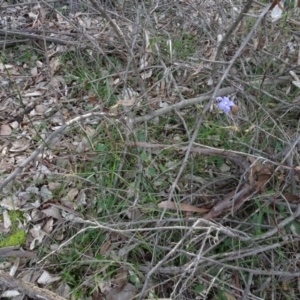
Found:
1,2 -> 300,299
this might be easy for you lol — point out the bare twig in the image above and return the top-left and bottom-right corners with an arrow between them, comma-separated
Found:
0,271 -> 67,300
252,205 -> 300,241
209,3 -> 272,106
132,86 -> 235,124
212,0 -> 254,77
127,142 -> 250,170
88,0 -> 149,105
201,255 -> 300,276
138,5 -> 272,296
203,184 -> 255,220
39,218 -> 250,264
0,29 -> 79,45
0,246 -> 34,258
132,73 -> 289,124
138,219 -> 207,300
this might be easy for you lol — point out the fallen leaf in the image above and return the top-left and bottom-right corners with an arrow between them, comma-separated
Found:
0,124 -> 12,136
106,283 -> 137,300
50,57 -> 61,75
1,290 -> 20,297
40,185 -> 53,201
248,161 -> 273,193
100,240 -> 111,255
31,67 -> 38,76
0,195 -> 23,210
30,225 -> 46,249
271,2 -> 284,22
112,271 -> 128,289
10,138 -> 30,152
37,270 -> 61,284
3,210 -> 12,229
41,206 -> 62,220
62,188 -> 78,202
43,218 -> 54,234
9,257 -> 19,276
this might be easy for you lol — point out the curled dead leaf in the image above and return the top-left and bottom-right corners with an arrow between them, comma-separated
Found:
248,160 -> 273,193
112,271 -> 128,289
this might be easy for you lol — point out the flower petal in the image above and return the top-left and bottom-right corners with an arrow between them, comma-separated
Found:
227,100 -> 235,107
218,102 -> 227,110
223,106 -> 231,113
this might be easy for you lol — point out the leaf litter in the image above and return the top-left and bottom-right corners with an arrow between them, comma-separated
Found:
0,0 -> 300,299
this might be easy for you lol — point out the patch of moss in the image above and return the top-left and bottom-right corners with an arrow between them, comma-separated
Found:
0,210 -> 27,248
0,230 -> 27,247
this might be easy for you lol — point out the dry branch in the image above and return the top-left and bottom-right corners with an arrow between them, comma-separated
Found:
212,0 -> 255,77
0,271 -> 67,300
0,29 -> 79,46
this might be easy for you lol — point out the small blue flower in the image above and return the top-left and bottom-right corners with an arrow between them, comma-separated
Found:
216,96 -> 235,114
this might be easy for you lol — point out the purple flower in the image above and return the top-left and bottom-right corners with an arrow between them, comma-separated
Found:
216,96 -> 235,114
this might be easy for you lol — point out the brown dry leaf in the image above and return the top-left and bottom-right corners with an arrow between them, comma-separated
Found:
219,162 -> 231,172
282,193 -> 300,203
158,201 -> 208,213
106,283 -> 137,300
0,195 -> 24,210
100,240 -> 111,255
50,57 -> 61,75
29,225 -> 46,250
256,166 -> 273,192
248,161 -> 273,193
50,75 -> 66,88
35,104 -> 46,114
62,188 -> 78,202
10,138 -> 30,152
126,207 -> 142,220
42,218 -> 54,234
112,271 -> 128,290
203,184 -> 254,220
48,182 -> 61,191
0,124 -> 12,136
42,205 -> 61,220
